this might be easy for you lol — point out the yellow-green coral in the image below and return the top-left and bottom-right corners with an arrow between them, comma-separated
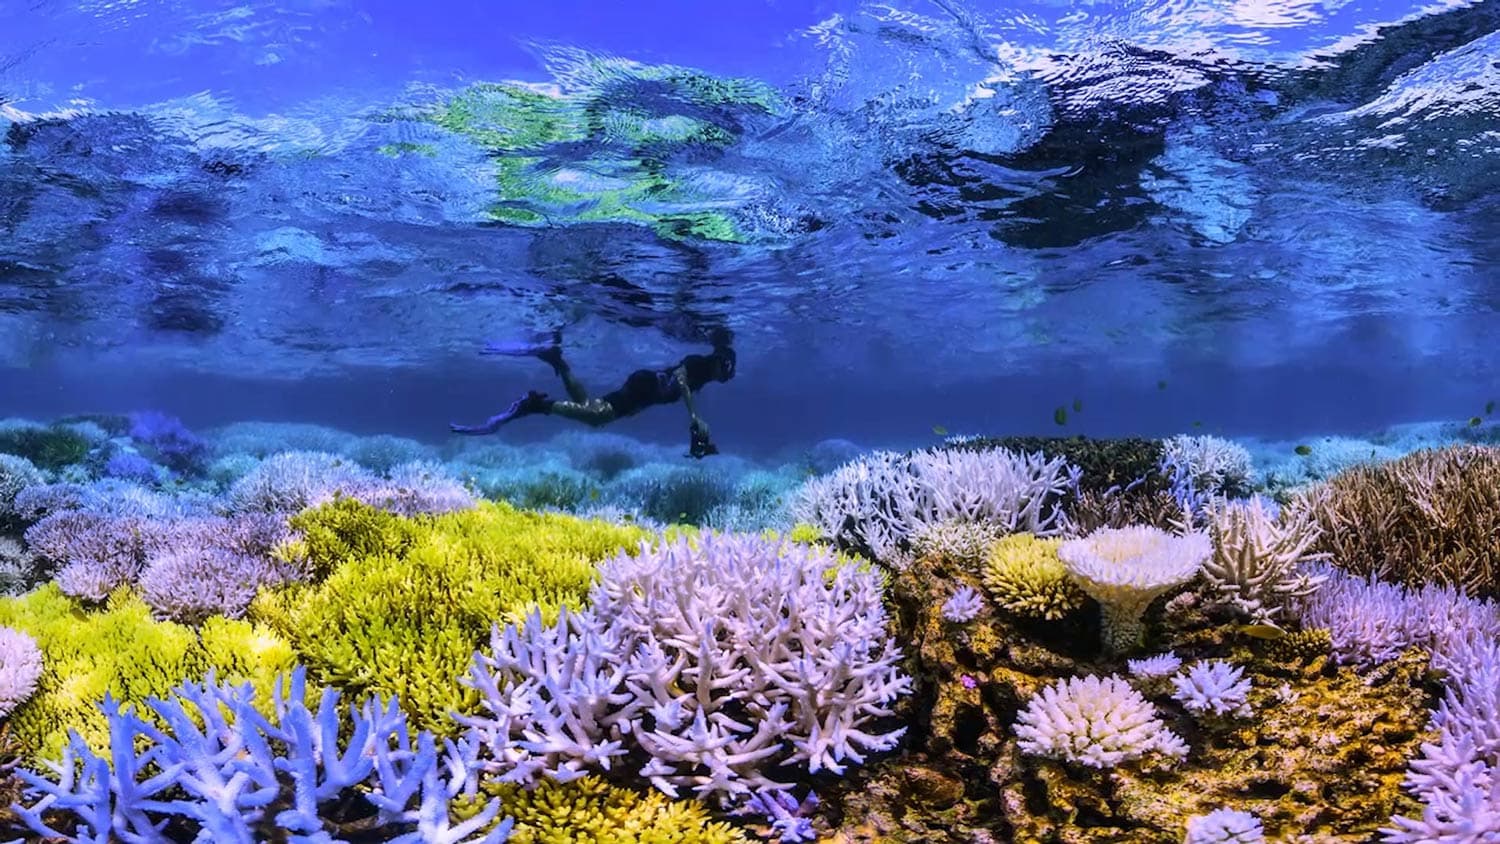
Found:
457,777 -> 747,844
278,495 -> 420,580
981,533 -> 1088,621
251,500 -> 649,733
0,584 -> 295,761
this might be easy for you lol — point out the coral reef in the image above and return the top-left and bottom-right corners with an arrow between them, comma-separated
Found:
1170,660 -> 1252,720
456,777 -> 748,844
791,447 -> 1074,564
1160,435 -> 1255,499
0,626 -> 43,718
1183,808 -> 1264,844
942,585 -> 985,623
1298,444 -> 1500,597
0,584 -> 295,761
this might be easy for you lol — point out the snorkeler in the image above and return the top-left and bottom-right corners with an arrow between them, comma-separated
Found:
449,328 -> 737,459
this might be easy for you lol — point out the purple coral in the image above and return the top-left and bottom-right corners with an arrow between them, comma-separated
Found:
137,547 -> 285,624
1185,807 -> 1264,844
128,411 -> 207,474
13,667 -> 512,843
460,533 -> 911,802
942,585 -> 984,622
25,511 -> 145,602
1171,661 -> 1252,719
103,451 -> 159,485
344,460 -> 476,516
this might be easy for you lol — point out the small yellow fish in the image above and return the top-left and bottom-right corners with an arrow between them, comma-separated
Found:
1053,406 -> 1068,426
1470,416 -> 1483,428
1295,444 -> 1312,456
1072,398 -> 1083,413
932,425 -> 948,436
1239,623 -> 1288,640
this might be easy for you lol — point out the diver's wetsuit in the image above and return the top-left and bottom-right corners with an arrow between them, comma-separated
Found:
601,354 -> 720,418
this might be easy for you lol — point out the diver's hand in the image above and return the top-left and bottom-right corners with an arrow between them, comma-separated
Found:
688,418 -> 718,459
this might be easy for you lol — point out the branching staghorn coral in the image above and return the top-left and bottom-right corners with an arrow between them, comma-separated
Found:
252,499 -> 649,734
1058,525 -> 1212,653
13,667 -> 512,843
1201,497 -> 1328,624
1171,661 -> 1252,720
1298,444 -> 1500,597
460,532 -> 910,803
1161,435 -> 1255,499
980,532 -> 1088,621
789,447 -> 1075,565
1013,674 -> 1188,769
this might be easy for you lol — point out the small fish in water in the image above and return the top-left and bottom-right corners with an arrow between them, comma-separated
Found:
1488,400 -> 1496,416
1239,623 -> 1288,640
1192,420 -> 1203,428
589,488 -> 601,501
932,425 -> 948,436
1470,417 -> 1483,428
1157,380 -> 1168,390
1053,406 -> 1068,426
1295,444 -> 1312,456
1072,398 -> 1083,413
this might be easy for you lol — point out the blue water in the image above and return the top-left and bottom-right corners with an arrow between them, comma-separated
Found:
3,0 -> 1499,455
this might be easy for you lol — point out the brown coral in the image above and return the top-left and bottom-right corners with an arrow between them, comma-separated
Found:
1298,445 -> 1500,597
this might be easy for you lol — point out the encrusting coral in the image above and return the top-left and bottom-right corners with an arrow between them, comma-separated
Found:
252,499 -> 649,734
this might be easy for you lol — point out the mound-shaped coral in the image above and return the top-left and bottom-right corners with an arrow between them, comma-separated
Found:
981,532 -> 1088,621
457,777 -> 748,844
1014,674 -> 1188,768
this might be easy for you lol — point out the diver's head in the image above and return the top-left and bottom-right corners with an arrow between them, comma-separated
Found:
711,345 -> 737,382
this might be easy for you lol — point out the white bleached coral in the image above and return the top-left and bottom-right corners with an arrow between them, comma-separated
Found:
0,626 -> 43,718
1014,674 -> 1188,769
1059,525 -> 1212,652
1184,807 -> 1264,844
1202,497 -> 1328,624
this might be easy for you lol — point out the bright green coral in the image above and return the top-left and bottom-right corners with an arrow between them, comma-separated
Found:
0,585 -> 294,761
456,776 -> 748,844
981,533 -> 1089,621
251,500 -> 649,733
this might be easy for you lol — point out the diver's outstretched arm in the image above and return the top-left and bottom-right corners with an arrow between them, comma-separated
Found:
674,366 -> 718,458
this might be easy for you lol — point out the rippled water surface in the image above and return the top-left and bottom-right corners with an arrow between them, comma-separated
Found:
2,0 -> 1498,444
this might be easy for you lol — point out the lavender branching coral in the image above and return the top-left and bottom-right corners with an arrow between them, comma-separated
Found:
460,532 -> 911,802
1184,808 -> 1264,844
1013,674 -> 1188,769
941,585 -> 984,622
1171,661 -> 1252,720
1058,525 -> 1212,653
14,667 -> 513,843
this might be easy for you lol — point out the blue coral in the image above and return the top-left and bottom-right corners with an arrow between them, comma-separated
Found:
13,667 -> 513,843
127,411 -> 207,475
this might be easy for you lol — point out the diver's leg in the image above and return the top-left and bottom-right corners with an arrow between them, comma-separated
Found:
449,391 -> 554,435
546,398 -> 617,427
481,330 -> 588,403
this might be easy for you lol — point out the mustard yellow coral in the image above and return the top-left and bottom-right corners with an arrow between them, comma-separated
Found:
0,584 -> 295,761
980,533 -> 1087,620
460,777 -> 747,844
251,499 -> 649,733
